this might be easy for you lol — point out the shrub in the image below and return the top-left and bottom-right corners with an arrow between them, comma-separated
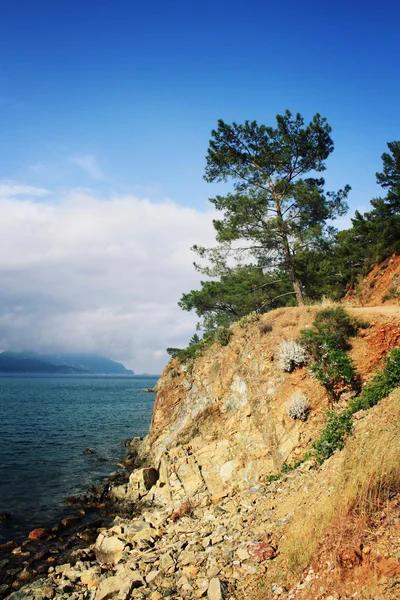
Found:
310,348 -> 357,401
215,326 -> 232,346
349,347 -> 400,413
238,312 -> 260,327
301,308 -> 360,400
382,283 -> 399,302
166,336 -> 213,364
278,340 -> 308,372
313,409 -> 353,461
313,348 -> 400,462
286,392 -> 310,421
300,307 -> 357,360
259,321 -> 273,335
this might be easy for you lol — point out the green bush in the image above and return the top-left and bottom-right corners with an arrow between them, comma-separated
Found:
310,348 -> 357,400
313,348 -> 400,462
215,326 -> 232,346
166,336 -> 213,364
165,326 -> 232,364
301,308 -> 360,400
313,409 -> 353,461
238,312 -> 260,327
300,307 -> 357,360
349,347 -> 400,412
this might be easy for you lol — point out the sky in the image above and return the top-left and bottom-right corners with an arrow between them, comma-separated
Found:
0,0 -> 399,373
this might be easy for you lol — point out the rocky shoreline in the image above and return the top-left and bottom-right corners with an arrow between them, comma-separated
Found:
0,436 -> 288,600
0,439 -> 144,600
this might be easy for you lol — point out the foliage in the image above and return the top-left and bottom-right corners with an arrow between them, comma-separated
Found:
300,307 -> 357,359
286,392 -> 311,421
348,348 -> 400,412
215,326 -> 232,346
310,349 -> 357,400
313,348 -> 400,462
179,264 -> 293,334
238,311 -> 260,327
166,336 -> 213,364
333,141 -> 400,288
202,111 -> 349,306
278,340 -> 308,372
313,409 -> 353,461
300,308 -> 359,400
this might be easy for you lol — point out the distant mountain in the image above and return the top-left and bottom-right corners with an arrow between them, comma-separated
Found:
0,351 -> 134,375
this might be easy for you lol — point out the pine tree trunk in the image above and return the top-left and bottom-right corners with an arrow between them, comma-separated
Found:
275,201 -> 305,307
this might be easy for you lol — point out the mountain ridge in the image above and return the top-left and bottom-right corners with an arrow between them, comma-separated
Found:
0,351 -> 134,375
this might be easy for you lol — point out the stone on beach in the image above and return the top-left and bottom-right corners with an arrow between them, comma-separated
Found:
94,534 -> 125,564
28,528 -> 50,541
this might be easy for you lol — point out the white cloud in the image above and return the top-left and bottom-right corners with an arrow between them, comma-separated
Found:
70,154 -> 104,180
0,181 -> 48,197
0,184 -> 216,373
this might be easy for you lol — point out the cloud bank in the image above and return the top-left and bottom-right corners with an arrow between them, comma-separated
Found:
0,185 -> 216,372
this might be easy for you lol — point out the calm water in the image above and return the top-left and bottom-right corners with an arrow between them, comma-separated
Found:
0,375 -> 158,543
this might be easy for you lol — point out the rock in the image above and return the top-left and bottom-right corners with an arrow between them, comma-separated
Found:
61,516 -> 81,527
95,576 -> 130,600
196,579 -> 209,597
128,468 -> 159,497
159,552 -> 175,572
150,593 -> 162,600
129,528 -> 157,544
95,571 -> 144,600
207,577 -> 225,600
83,448 -> 95,454
28,528 -> 50,541
80,567 -> 101,588
0,540 -> 17,551
145,570 -> 160,584
179,550 -> 198,566
0,512 -> 12,521
236,547 -> 250,561
247,542 -> 276,562
95,534 -> 125,564
124,519 -> 149,537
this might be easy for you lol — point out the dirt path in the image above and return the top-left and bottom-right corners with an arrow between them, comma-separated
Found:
347,305 -> 400,318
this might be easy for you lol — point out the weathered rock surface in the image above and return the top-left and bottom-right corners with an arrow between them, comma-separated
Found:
5,308 -> 400,600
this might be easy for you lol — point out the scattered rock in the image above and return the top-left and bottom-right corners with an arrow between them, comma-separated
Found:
94,534 -> 125,564
28,528 -> 50,541
247,542 -> 276,562
207,577 -> 226,600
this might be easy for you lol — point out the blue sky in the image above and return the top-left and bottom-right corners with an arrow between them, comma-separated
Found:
0,0 -> 399,371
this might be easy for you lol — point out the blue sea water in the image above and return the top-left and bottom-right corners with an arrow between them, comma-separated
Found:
0,375 -> 158,543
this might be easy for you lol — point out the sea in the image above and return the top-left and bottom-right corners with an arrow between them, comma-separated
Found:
0,374 -> 158,544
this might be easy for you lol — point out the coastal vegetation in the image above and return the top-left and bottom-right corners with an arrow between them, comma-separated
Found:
174,116 -> 399,346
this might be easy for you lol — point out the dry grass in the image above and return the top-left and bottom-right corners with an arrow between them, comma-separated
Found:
268,388 -> 400,590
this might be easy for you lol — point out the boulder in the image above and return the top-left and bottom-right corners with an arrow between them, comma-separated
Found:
95,534 -> 125,564
128,468 -> 159,498
28,528 -> 49,541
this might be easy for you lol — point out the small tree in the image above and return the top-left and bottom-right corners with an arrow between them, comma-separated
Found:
199,111 -> 350,306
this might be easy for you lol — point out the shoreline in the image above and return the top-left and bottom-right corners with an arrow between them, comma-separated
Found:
0,437 -> 144,599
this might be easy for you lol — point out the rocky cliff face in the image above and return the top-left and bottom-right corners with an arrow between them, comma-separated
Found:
133,308 -> 332,506
125,305 -> 399,511
5,305 -> 399,600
